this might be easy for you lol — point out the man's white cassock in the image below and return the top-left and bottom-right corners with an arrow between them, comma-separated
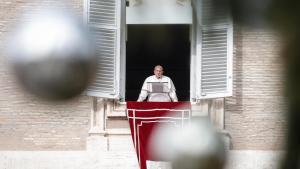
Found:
137,75 -> 178,102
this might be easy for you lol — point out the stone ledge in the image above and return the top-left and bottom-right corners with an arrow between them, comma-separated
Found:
105,128 -> 132,136
88,128 -> 132,137
0,150 -> 283,169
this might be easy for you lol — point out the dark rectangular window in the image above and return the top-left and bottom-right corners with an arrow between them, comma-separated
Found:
126,25 -> 190,101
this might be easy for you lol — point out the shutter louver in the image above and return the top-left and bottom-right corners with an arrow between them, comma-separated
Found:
89,0 -> 116,25
201,28 -> 228,94
198,0 -> 233,98
201,0 -> 230,26
86,0 -> 122,98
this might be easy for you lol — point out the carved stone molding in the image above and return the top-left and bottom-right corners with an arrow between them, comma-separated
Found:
106,100 -> 127,117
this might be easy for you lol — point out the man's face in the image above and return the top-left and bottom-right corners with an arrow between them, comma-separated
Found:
154,67 -> 163,78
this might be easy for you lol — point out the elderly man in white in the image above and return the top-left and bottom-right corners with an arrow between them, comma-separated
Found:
137,65 -> 178,102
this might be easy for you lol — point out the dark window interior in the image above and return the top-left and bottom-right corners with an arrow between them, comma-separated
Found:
126,25 -> 190,101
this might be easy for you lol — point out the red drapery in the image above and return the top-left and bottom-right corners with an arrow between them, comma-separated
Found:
127,102 -> 191,169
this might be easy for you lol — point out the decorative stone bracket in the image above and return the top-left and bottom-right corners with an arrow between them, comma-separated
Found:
88,97 -> 107,135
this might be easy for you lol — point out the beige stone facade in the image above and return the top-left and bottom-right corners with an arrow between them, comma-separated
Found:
226,27 -> 286,150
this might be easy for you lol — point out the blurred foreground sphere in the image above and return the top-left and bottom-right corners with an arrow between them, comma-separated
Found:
150,119 -> 226,169
7,10 -> 96,100
229,0 -> 272,27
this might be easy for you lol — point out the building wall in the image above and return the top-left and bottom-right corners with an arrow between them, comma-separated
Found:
0,0 -> 91,150
225,26 -> 286,150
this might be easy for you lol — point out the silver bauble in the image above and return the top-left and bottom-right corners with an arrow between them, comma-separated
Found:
7,10 -> 96,100
150,119 -> 226,169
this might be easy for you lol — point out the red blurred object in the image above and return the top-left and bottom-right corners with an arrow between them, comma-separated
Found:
127,102 -> 191,169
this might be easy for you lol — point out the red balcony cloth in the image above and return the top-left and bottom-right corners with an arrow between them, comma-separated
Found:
127,102 -> 191,169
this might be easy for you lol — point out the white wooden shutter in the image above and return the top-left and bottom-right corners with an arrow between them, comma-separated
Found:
85,0 -> 125,99
194,0 -> 233,99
